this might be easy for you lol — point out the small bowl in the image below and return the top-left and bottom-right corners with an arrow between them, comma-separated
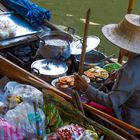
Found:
51,77 -> 73,91
51,75 -> 90,91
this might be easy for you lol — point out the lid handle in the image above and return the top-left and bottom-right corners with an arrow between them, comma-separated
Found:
31,67 -> 40,75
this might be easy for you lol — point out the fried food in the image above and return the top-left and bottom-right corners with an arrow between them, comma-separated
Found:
57,76 -> 74,89
84,71 -> 96,78
84,66 -> 109,79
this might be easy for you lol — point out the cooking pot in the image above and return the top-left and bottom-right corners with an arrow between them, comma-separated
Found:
31,59 -> 68,83
74,49 -> 106,70
36,31 -> 73,60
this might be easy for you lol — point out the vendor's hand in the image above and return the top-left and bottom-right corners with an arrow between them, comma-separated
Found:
73,73 -> 88,92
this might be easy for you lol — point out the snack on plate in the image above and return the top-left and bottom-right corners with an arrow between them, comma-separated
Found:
84,66 -> 109,79
57,75 -> 74,89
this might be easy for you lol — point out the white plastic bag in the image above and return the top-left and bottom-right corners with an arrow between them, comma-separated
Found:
4,102 -> 46,139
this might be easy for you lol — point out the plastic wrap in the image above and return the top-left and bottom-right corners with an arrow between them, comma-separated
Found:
0,101 -> 7,115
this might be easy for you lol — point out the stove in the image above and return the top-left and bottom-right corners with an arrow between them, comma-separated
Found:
6,37 -> 41,72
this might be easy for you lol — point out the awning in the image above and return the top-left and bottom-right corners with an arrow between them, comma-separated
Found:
4,0 -> 52,24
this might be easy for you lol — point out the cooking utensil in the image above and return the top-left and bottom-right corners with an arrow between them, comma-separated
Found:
36,31 -> 73,60
76,51 -> 115,69
31,59 -> 68,83
83,54 -> 115,67
99,54 -> 115,63
74,50 -> 107,70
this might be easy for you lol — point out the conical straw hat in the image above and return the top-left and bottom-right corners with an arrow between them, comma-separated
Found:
102,14 -> 140,54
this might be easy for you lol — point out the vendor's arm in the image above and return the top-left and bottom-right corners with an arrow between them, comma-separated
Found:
85,84 -> 113,107
74,73 -> 113,107
74,66 -> 131,108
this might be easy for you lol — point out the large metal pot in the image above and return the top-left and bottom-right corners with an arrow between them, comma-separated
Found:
31,59 -> 68,83
36,31 -> 73,60
74,49 -> 106,70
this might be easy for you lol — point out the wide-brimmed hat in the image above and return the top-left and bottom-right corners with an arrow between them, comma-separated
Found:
102,14 -> 140,54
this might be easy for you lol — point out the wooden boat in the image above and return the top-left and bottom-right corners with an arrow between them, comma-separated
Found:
0,53 -> 139,140
0,1 -> 139,139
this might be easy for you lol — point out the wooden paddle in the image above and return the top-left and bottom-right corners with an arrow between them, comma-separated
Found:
71,8 -> 91,114
78,8 -> 91,76
127,0 -> 135,14
0,55 -> 140,134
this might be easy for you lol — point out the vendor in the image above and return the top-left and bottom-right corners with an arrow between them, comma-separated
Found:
74,14 -> 140,130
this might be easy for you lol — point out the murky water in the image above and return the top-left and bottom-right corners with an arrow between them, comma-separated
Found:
32,0 -> 140,57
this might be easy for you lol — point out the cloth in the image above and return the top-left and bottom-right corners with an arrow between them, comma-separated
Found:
86,56 -> 140,129
88,101 -> 114,116
4,0 -> 51,24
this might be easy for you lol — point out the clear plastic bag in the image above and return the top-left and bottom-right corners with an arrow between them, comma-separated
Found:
4,102 -> 46,139
4,81 -> 44,107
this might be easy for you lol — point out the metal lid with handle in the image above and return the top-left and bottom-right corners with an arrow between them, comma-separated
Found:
31,59 -> 68,77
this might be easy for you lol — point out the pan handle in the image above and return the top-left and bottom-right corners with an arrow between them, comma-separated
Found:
99,54 -> 115,63
67,27 -> 76,35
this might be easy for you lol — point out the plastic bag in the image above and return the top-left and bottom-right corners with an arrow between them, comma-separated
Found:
0,101 -> 8,115
4,81 -> 44,107
4,102 -> 46,139
0,118 -> 24,140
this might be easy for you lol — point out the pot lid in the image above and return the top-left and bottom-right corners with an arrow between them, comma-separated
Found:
70,36 -> 100,55
31,59 -> 68,76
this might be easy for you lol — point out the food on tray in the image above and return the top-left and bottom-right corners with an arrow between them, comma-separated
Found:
57,75 -> 74,89
55,75 -> 90,89
103,63 -> 121,73
0,19 -> 17,39
84,66 -> 109,79
82,74 -> 90,83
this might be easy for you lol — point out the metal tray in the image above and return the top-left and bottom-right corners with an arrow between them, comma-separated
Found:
0,11 -> 41,42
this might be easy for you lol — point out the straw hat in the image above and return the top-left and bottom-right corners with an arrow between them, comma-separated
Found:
102,14 -> 140,54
